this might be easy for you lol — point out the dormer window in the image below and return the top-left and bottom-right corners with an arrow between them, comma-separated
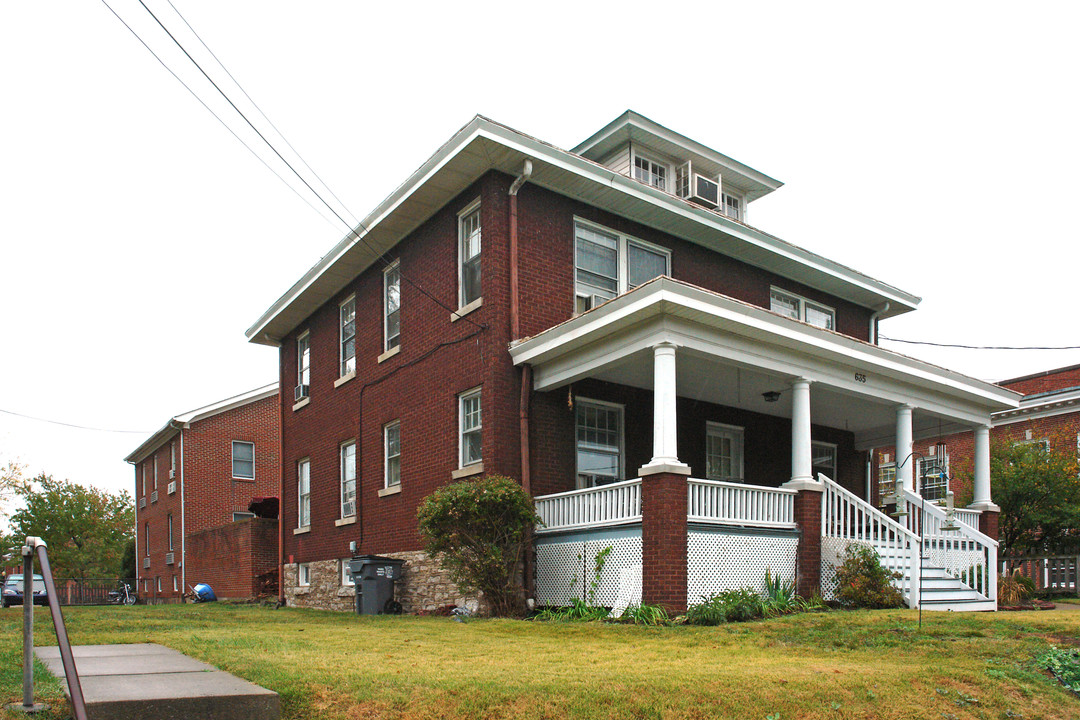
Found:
721,192 -> 743,221
634,155 -> 667,190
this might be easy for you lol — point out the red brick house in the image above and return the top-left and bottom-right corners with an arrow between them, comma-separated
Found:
125,384 -> 280,602
247,112 -> 1019,613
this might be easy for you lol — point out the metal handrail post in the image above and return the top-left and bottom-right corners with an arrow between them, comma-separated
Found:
21,547 -> 35,710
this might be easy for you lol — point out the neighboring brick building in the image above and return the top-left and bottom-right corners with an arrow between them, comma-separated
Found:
125,385 -> 280,602
247,112 -> 1017,613
869,363 -> 1080,521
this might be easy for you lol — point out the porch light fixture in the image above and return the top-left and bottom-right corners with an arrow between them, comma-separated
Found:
762,391 -> 781,403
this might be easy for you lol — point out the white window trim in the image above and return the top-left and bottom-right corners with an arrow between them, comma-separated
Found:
575,397 -> 625,489
811,440 -> 838,480
339,294 -> 356,378
339,440 -> 356,519
705,422 -> 745,483
720,189 -> 744,221
141,464 -> 146,496
153,456 -> 158,489
457,198 -> 482,309
173,576 -> 179,592
297,563 -> 311,587
573,217 -> 671,313
458,387 -> 482,469
630,147 -> 672,192
383,261 -> 401,353
297,330 -> 311,390
167,513 -> 174,552
231,440 -> 255,480
769,286 -> 836,330
341,559 -> 354,587
297,458 -> 311,530
384,421 -> 401,488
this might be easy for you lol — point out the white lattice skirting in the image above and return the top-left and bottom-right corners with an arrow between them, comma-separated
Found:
535,530 -> 643,612
687,528 -> 798,605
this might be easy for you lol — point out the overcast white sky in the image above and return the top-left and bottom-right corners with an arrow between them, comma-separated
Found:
1,1 -> 1078,504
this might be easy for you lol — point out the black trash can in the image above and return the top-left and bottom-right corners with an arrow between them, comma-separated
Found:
348,555 -> 404,615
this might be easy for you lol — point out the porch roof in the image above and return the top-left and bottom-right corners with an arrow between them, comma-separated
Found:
509,278 -> 1020,449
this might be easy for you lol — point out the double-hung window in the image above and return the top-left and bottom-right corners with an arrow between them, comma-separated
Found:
459,389 -> 482,468
634,154 -> 668,190
340,296 -> 356,377
297,459 -> 311,529
340,441 -> 356,518
706,423 -> 744,483
384,262 -> 401,351
769,288 -> 835,331
141,465 -> 146,497
877,455 -> 897,508
721,191 -> 743,221
459,200 -> 481,307
384,421 -> 401,487
153,457 -> 158,489
576,399 -> 623,488
232,441 -> 254,479
144,522 -> 150,557
811,442 -> 837,481
167,513 -> 174,552
574,219 -> 670,313
296,332 -> 310,397
918,445 -> 949,502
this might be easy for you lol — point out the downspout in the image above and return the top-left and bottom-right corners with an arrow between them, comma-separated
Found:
508,159 -> 533,340
869,302 -> 889,344
509,160 -> 535,601
179,426 -> 186,595
277,346 -> 287,606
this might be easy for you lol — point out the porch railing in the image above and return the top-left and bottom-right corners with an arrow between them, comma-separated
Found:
534,479 -> 642,534
686,479 -> 796,529
954,508 -> 982,528
821,475 -> 921,608
900,488 -> 997,601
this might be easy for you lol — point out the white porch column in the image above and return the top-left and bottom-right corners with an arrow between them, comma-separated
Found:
970,424 -> 999,510
895,405 -> 914,491
788,377 -> 814,485
639,342 -> 690,476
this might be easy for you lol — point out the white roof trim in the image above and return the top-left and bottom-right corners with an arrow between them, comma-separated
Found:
509,277 -> 1018,414
124,383 -> 277,464
247,115 -> 920,346
992,387 -> 1080,426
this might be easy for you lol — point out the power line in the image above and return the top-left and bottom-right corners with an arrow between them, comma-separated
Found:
0,408 -> 150,435
131,0 -> 486,332
880,335 -> 1080,351
98,0 -> 344,234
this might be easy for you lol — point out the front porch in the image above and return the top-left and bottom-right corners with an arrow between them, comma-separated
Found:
511,278 -> 1018,611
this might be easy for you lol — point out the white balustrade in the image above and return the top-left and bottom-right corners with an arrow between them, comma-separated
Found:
534,479 -> 642,533
900,489 -> 997,601
954,508 -> 982,528
821,475 -> 921,608
686,479 -> 796,529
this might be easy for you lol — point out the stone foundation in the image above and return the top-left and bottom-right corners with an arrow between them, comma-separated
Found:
283,551 -> 482,614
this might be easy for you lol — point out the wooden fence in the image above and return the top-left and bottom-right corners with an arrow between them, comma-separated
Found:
1002,555 -> 1078,595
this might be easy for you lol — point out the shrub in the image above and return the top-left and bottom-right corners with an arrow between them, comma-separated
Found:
618,603 -> 670,626
532,599 -> 609,622
833,545 -> 904,609
685,589 -> 763,625
761,569 -> 798,617
416,475 -> 540,617
998,569 -> 1034,605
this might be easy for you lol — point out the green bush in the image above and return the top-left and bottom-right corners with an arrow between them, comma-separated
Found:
416,475 -> 540,617
685,589 -> 763,625
618,603 -> 670,626
532,598 -> 610,622
833,545 -> 904,609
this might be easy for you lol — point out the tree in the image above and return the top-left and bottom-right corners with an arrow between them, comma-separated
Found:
6,474 -> 134,579
990,437 -> 1080,558
416,475 -> 540,617
0,461 -> 27,519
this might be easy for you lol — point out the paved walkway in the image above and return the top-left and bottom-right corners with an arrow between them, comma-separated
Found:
35,644 -> 279,720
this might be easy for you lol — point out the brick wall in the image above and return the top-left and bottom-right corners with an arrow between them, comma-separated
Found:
134,393 -> 280,602
641,472 -> 688,613
1000,365 -> 1080,395
186,518 -> 277,599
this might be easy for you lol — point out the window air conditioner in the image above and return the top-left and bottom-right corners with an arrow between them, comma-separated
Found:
167,481 -> 176,495
168,469 -> 175,479
142,557 -> 150,569
150,490 -> 158,504
295,384 -> 309,402
139,497 -> 146,509
675,162 -> 721,209
165,552 -> 175,566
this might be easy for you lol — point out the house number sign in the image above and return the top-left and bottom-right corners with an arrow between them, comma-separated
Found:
854,373 -> 867,383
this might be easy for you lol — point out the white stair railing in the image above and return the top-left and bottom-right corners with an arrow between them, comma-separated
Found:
820,475 -> 921,608
534,479 -> 642,533
687,479 -> 796,529
900,489 -> 997,602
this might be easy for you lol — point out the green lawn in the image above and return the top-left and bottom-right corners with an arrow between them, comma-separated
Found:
2,603 -> 1078,720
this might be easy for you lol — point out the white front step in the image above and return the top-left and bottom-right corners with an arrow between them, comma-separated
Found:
920,598 -> 997,612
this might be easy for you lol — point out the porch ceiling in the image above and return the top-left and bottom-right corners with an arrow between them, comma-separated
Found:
510,277 -> 1020,450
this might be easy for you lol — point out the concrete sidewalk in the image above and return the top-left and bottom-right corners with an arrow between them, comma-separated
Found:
35,643 -> 279,720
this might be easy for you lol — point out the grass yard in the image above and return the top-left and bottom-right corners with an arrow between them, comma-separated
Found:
2,604 -> 1079,720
